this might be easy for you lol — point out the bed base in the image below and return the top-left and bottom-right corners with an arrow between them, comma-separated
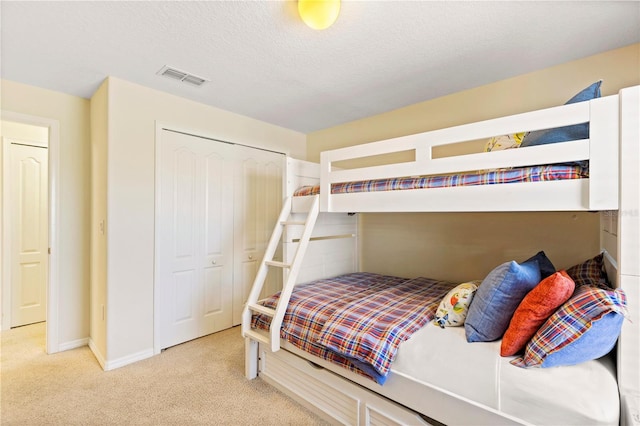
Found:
256,341 -> 529,426
259,344 -> 432,426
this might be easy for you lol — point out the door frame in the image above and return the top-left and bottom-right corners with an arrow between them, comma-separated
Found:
1,111 -> 60,354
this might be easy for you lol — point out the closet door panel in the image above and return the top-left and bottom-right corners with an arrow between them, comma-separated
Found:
160,144 -> 200,348
172,148 -> 198,269
232,146 -> 284,325
234,156 -> 261,326
202,265 -> 224,321
240,157 -> 259,253
158,131 -> 233,349
170,270 -> 198,338
201,150 -> 233,334
159,130 -> 284,343
238,258 -> 258,312
203,152 -> 225,257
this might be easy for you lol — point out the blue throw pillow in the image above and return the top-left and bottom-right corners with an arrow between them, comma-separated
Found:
540,312 -> 623,367
512,286 -> 627,368
520,80 -> 602,147
465,260 -> 541,342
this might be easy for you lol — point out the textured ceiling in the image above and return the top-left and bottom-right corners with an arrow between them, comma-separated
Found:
1,1 -> 639,133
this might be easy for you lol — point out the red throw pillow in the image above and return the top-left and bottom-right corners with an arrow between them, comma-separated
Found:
500,271 -> 575,356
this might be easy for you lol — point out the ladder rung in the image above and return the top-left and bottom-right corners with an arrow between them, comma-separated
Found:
247,303 -> 276,317
281,220 -> 305,226
265,260 -> 291,268
243,329 -> 271,346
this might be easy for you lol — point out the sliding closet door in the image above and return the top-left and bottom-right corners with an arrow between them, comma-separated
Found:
158,131 -> 234,349
232,145 -> 284,325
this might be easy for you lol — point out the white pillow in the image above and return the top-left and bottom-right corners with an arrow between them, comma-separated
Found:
433,281 -> 480,328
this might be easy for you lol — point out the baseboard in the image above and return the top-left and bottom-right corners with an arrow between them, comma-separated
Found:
103,347 -> 155,371
88,339 -> 155,371
88,338 -> 107,370
58,337 -> 89,352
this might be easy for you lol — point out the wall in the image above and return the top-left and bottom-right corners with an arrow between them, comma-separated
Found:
1,121 -> 48,142
97,77 -> 306,366
307,43 -> 640,281
89,80 -> 108,362
1,79 -> 91,347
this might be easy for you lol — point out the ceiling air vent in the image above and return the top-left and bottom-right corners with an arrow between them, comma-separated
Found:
157,66 -> 208,87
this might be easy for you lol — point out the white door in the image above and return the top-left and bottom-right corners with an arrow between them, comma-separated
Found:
10,141 -> 48,327
158,131 -> 234,349
232,145 -> 284,325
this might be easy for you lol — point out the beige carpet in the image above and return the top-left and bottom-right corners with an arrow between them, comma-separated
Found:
0,323 -> 329,425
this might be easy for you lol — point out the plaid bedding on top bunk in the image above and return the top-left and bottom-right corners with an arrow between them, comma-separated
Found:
251,272 -> 455,384
293,164 -> 588,196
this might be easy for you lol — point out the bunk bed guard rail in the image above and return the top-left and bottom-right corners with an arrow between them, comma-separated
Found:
320,95 -> 619,212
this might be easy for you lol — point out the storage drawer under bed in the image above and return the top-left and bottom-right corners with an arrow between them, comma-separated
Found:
258,343 -> 435,426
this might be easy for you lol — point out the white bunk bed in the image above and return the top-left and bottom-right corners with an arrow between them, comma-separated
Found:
243,85 -> 640,426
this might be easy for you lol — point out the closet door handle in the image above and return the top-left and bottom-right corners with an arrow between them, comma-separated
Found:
248,255 -> 253,260
211,260 -> 217,265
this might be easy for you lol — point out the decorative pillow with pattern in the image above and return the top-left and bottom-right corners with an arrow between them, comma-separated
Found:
433,281 -> 479,328
482,132 -> 526,173
566,252 -> 611,289
484,132 -> 526,152
512,285 -> 627,368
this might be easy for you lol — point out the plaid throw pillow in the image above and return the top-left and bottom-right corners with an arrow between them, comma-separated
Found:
566,253 -> 611,289
511,285 -> 627,368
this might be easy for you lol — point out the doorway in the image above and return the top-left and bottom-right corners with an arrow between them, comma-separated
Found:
6,136 -> 48,327
1,112 -> 60,354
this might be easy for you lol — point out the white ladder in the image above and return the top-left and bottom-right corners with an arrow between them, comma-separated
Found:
241,194 -> 320,352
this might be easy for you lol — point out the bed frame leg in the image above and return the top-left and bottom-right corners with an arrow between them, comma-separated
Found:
245,337 -> 259,379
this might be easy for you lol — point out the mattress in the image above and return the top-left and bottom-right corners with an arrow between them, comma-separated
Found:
293,164 -> 587,196
391,324 -> 619,426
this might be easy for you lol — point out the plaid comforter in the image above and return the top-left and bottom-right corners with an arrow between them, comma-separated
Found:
252,272 -> 455,384
293,164 -> 587,197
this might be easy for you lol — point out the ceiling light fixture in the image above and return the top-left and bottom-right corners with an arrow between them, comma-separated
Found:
298,0 -> 340,30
